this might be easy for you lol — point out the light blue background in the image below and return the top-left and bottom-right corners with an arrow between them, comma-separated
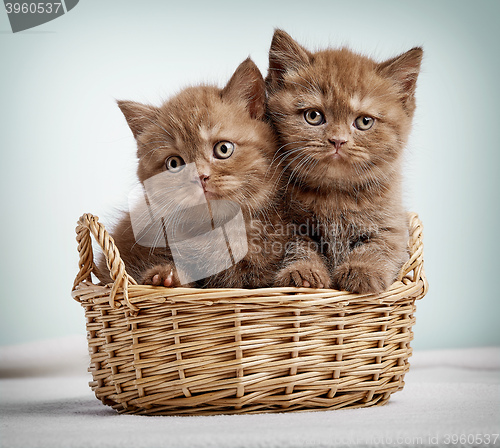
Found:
0,0 -> 498,350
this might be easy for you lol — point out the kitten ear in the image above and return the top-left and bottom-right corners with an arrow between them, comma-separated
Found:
117,100 -> 159,139
266,29 -> 311,88
378,47 -> 423,107
222,58 -> 266,120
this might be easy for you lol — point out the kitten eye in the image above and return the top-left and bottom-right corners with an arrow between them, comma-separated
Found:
354,116 -> 375,130
213,141 -> 235,159
165,155 -> 185,172
304,109 -> 325,126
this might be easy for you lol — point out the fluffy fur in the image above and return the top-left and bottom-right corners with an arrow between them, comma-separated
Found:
266,30 -> 423,293
98,58 -> 330,289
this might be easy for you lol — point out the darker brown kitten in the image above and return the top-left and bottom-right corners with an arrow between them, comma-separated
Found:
98,58 -> 330,289
266,30 -> 423,294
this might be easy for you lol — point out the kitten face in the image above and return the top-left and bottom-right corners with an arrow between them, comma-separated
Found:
119,59 -> 276,213
266,31 -> 422,190
137,87 -> 274,209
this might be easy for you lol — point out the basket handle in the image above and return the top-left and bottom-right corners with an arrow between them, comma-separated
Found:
398,212 -> 426,284
72,213 -> 138,310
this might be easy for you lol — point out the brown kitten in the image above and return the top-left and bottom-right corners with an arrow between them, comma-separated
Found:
266,30 -> 422,294
98,58 -> 330,289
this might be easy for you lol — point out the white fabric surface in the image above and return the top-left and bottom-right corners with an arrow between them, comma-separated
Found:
0,336 -> 499,448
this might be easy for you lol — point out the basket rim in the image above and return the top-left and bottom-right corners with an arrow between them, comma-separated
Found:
72,265 -> 426,312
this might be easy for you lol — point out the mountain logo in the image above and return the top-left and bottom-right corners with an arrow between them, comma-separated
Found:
128,164 -> 249,286
4,0 -> 79,33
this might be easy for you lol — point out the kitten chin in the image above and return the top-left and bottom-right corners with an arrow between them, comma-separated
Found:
266,29 -> 422,294
97,57 -> 330,290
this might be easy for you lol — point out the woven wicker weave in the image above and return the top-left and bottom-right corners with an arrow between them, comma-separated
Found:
72,212 -> 427,415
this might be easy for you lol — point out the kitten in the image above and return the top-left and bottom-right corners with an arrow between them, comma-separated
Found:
98,58 -> 330,289
266,30 -> 422,294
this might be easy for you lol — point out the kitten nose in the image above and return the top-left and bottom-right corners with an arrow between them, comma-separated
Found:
199,174 -> 210,189
328,138 -> 347,150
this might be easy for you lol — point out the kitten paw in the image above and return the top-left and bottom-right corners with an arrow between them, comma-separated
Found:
275,261 -> 331,289
141,264 -> 182,287
332,263 -> 391,294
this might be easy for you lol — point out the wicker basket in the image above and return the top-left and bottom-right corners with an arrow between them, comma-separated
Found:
72,212 -> 427,416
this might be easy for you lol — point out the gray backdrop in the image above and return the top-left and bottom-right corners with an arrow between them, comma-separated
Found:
0,0 -> 498,350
